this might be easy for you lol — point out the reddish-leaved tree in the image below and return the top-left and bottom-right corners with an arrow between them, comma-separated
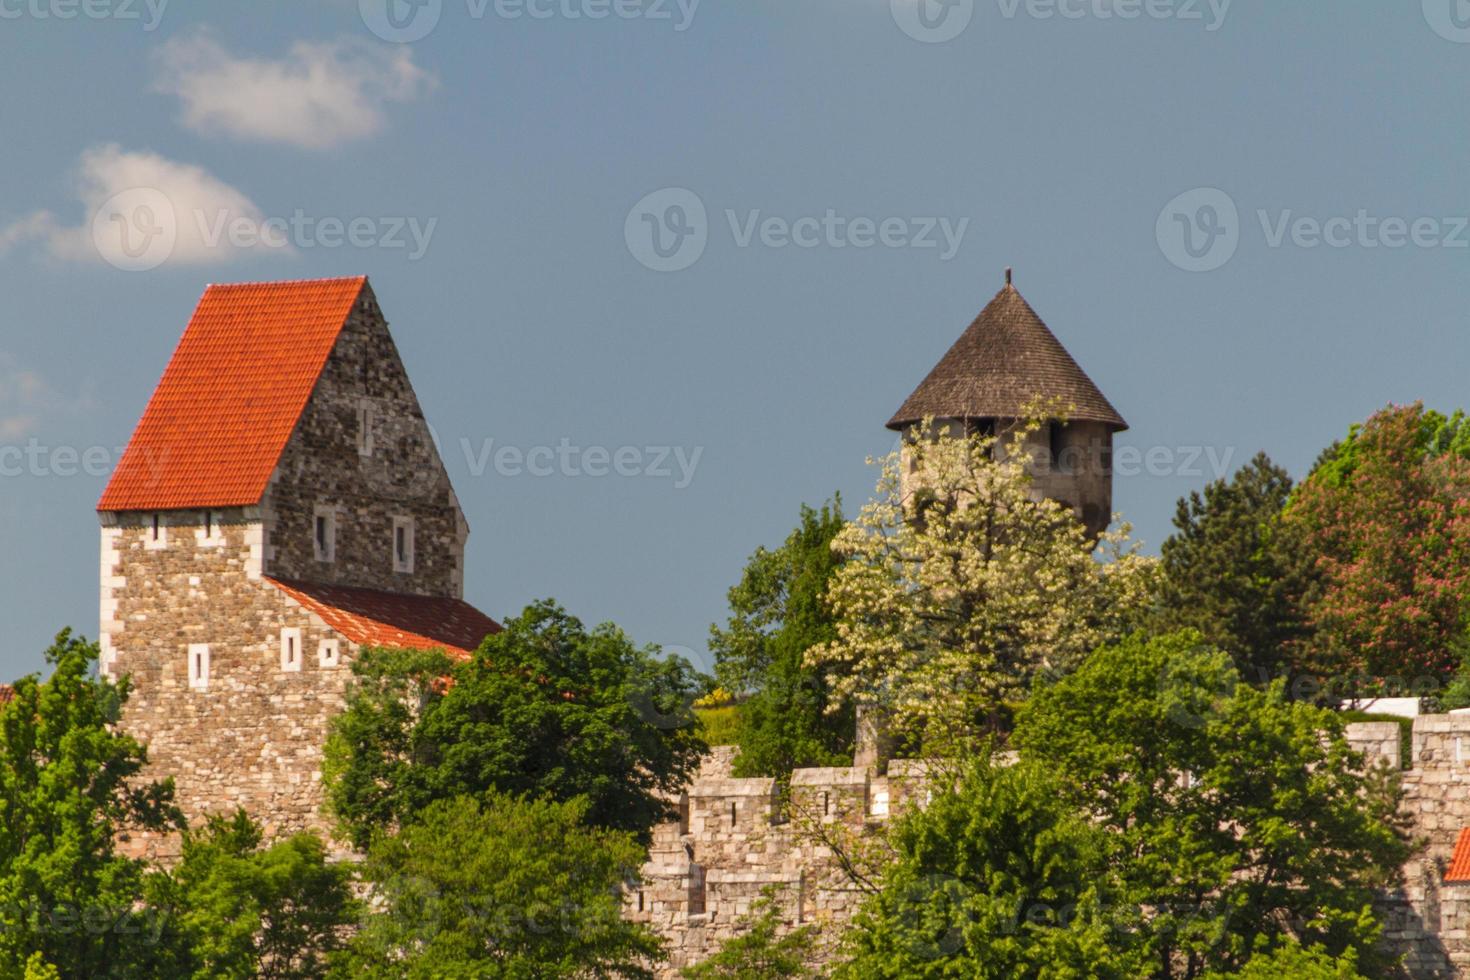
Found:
1286,403 -> 1470,685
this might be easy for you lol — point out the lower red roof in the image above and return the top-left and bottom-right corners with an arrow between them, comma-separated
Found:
266,578 -> 500,657
1447,828 -> 1470,883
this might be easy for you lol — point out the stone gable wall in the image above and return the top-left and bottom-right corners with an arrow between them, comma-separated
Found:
263,284 -> 466,599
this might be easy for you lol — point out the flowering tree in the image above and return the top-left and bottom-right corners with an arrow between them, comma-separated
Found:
1285,403 -> 1470,684
807,419 -> 1157,752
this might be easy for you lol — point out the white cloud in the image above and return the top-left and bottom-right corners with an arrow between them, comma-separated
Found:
0,353 -> 85,440
0,144 -> 279,269
153,32 -> 434,150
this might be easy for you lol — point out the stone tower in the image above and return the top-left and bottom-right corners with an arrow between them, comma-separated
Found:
97,276 -> 499,855
886,270 -> 1127,538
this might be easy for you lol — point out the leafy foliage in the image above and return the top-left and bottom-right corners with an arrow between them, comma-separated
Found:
836,756 -> 1143,979
324,600 -> 707,849
808,421 -> 1157,751
334,794 -> 660,979
1013,631 -> 1410,978
710,500 -> 854,776
147,810 -> 357,979
682,888 -> 817,980
1155,452 -> 1310,684
0,630 -> 180,979
1200,942 -> 1367,979
1285,403 -> 1470,684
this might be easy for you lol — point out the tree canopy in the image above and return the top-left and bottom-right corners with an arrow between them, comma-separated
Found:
147,810 -> 357,980
1284,403 -> 1470,686
1155,452 -> 1309,684
334,793 -> 660,979
836,756 -> 1143,979
324,600 -> 707,849
1013,631 -> 1409,978
709,499 -> 854,776
0,631 -> 180,979
808,420 -> 1157,751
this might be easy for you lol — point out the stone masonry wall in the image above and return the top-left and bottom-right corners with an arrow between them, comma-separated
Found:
263,282 -> 467,599
645,726 -> 1470,978
101,510 -> 357,861
1351,715 -> 1470,978
630,750 -> 917,977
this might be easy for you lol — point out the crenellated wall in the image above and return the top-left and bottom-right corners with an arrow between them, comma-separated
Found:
643,727 -> 1470,978
1346,715 -> 1470,977
630,749 -> 927,977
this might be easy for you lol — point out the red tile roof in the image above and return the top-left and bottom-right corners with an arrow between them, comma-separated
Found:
98,277 -> 368,512
1448,828 -> 1470,883
0,684 -> 14,706
266,578 -> 500,657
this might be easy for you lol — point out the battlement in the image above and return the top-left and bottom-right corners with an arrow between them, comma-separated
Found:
632,751 -> 934,977
1341,716 -> 1470,975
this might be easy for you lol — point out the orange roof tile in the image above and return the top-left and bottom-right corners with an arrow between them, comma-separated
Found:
1449,828 -> 1470,883
98,277 -> 368,512
266,578 -> 501,657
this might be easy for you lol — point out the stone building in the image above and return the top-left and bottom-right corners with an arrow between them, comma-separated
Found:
886,269 -> 1127,539
96,276 -> 499,855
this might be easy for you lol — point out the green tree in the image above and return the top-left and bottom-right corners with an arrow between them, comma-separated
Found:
710,499 -> 854,776
147,810 -> 357,979
836,756 -> 1143,979
808,420 -> 1157,751
682,888 -> 817,980
1013,631 -> 1410,978
334,794 -> 661,979
1155,452 -> 1310,684
0,630 -> 181,979
324,601 -> 706,849
1201,942 -> 1366,979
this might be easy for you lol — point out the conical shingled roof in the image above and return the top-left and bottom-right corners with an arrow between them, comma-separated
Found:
886,280 -> 1127,432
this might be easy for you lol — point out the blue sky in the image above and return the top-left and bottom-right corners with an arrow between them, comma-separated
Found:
1,1 -> 1467,679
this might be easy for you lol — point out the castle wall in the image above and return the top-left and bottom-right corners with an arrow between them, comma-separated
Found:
632,755 -> 906,977
646,727 -> 1470,978
101,510 -> 356,860
262,285 -> 466,599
